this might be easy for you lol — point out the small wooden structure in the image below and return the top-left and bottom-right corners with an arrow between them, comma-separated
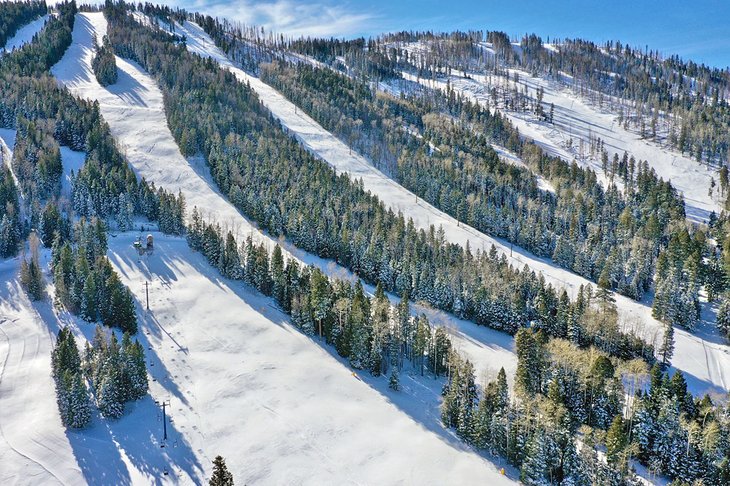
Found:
134,234 -> 154,256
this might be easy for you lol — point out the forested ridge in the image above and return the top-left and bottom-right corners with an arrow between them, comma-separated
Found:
361,30 -> 730,168
258,60 -> 687,303
199,14 -> 730,351
146,8 -> 730,483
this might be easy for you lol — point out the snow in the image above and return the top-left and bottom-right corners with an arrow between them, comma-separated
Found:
60,147 -> 85,198
0,126 -> 84,201
0,129 -> 18,190
52,13 -> 294,254
107,232 -> 519,484
34,13 -> 516,483
0,14 -> 49,56
0,256 -> 83,485
176,21 -> 730,397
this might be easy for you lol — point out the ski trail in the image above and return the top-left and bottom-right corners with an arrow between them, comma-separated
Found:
0,14 -> 49,56
0,261 -> 82,485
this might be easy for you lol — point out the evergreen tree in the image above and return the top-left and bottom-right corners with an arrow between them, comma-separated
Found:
97,368 -> 125,419
658,321 -> 674,368
388,367 -> 399,391
20,233 -> 44,301
717,294 -> 730,341
209,455 -> 234,486
606,415 -> 628,471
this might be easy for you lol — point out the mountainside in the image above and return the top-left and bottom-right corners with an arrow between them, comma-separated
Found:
1,2 -> 729,485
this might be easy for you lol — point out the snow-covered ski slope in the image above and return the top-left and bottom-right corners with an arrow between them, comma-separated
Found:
0,257 -> 83,485
1,249 -> 204,486
49,11 -> 515,388
401,66 -> 721,223
175,21 -> 730,397
105,233 -> 518,485
0,231 -> 518,484
0,14 -> 49,55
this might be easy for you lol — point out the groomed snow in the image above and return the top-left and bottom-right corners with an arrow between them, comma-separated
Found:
0,255 -> 82,485
106,232 -> 518,484
0,231 -> 520,484
177,21 -> 730,397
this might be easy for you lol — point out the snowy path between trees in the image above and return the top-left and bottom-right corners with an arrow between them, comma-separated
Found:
176,21 -> 730,397
49,11 -> 515,389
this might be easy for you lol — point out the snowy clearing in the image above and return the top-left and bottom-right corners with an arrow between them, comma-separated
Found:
178,20 -> 730,397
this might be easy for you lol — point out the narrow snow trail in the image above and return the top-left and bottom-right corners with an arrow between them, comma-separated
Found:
0,129 -> 19,190
0,14 -> 49,55
0,258 -> 83,485
105,233 -> 518,485
177,21 -> 730,396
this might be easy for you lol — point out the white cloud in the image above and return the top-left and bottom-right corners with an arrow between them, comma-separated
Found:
165,0 -> 377,38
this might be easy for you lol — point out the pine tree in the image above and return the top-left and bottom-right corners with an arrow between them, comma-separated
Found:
388,367 -> 399,391
97,368 -> 124,419
270,244 -> 285,307
717,294 -> 730,341
223,232 -> 242,279
81,276 -> 99,322
20,233 -> 44,300
515,329 -> 540,396
66,371 -> 92,428
658,321 -> 674,368
209,455 -> 234,486
606,415 -> 628,471
123,336 -> 148,400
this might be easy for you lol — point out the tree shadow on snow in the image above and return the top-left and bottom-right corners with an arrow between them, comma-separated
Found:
30,252 -> 204,484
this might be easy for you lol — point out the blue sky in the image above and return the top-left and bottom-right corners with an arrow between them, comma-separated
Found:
166,0 -> 730,68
